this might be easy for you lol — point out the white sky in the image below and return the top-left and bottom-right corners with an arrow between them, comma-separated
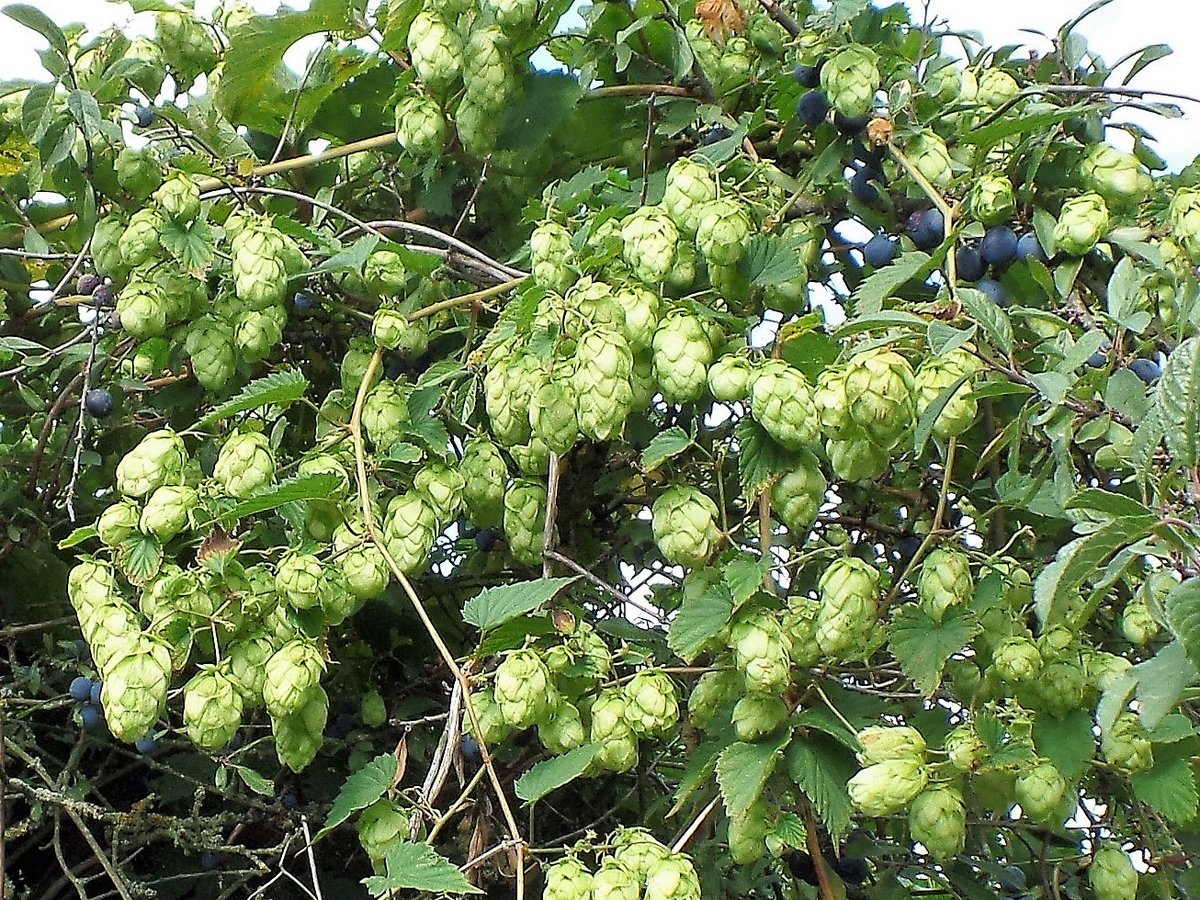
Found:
0,0 -> 1195,169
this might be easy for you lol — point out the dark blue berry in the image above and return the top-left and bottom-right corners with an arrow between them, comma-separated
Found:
292,291 -> 316,313
1130,358 -> 1162,384
997,865 -> 1027,894
89,681 -> 103,706
80,704 -> 104,730
475,529 -> 498,552
980,226 -> 1019,267
282,791 -> 300,810
1015,232 -> 1047,263
852,141 -> 884,168
461,735 -> 482,765
135,734 -> 158,755
85,388 -> 114,418
833,857 -> 869,885
955,244 -> 985,282
1087,351 -> 1108,368
77,273 -> 101,296
92,284 -> 114,306
795,90 -> 831,127
69,676 -> 93,703
863,233 -> 898,268
850,167 -> 883,204
834,111 -> 870,135
133,106 -> 154,128
786,851 -> 819,885
702,125 -> 730,146
199,851 -> 221,871
792,63 -> 821,88
977,279 -> 1008,307
907,207 -> 945,250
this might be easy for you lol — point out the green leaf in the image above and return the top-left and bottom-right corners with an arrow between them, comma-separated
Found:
160,217 -> 216,275
195,369 -> 309,430
723,555 -> 769,604
913,371 -> 971,455
1132,740 -> 1199,824
3,4 -> 68,58
57,525 -> 97,549
641,426 -> 693,471
322,753 -> 398,834
223,474 -> 342,521
737,235 -> 803,286
233,765 -> 275,796
66,90 -> 102,141
514,743 -> 602,803
364,842 -> 483,896
716,736 -> 786,818
781,330 -> 840,382
927,321 -> 976,356
958,287 -> 1013,355
1033,516 -> 1156,625
771,811 -> 808,849
667,584 -> 733,663
1032,709 -> 1095,781
1156,335 -> 1200,469
499,72 -> 584,152
313,234 -> 379,275
851,251 -> 933,316
1132,642 -> 1198,731
960,105 -> 1103,148
117,533 -> 162,586
735,418 -> 801,503
785,733 -> 856,842
217,0 -> 362,127
888,606 -> 978,695
462,577 -> 578,631
1121,43 -> 1173,85
1063,488 -> 1152,521
1165,578 -> 1200,671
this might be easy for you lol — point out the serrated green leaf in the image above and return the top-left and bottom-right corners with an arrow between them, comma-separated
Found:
723,555 -> 768,604
195,369 -> 309,430
1165,578 -> 1200,671
735,418 -> 801,502
118,533 -> 162,586
1132,740 -> 1199,824
160,217 -> 216,275
888,606 -> 978,695
717,736 -> 786,818
785,733 -> 855,842
58,525 -> 98,549
462,577 -> 578,631
364,842 -> 484,896
1032,709 -> 1095,781
1156,336 -> 1200,469
514,743 -> 601,803
641,426 -> 693,471
667,584 -> 733,663
1064,488 -> 1153,520
852,251 -> 933,316
1131,641 -> 1197,731
222,474 -> 341,521
771,811 -> 808,849
1033,516 -> 1156,625
781,330 -> 840,382
958,287 -> 1013,355
738,235 -> 803,286
322,753 -> 399,834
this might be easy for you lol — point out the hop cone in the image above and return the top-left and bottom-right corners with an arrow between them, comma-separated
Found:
729,610 -> 791,693
623,671 -> 679,737
118,208 -> 164,266
226,635 -> 275,707
652,313 -> 714,404
116,277 -> 168,338
612,828 -> 671,880
644,854 -> 701,900
977,68 -> 1019,107
529,373 -> 579,455
358,799 -> 411,873
101,637 -> 172,741
590,690 -> 637,772
464,26 -> 511,112
663,157 -> 717,234
782,596 -> 821,667
233,305 -> 285,362
1090,844 -> 1138,900
214,431 -> 274,498
493,648 -> 553,728
728,800 -> 771,864
693,198 -> 752,267
771,450 -> 827,534
848,758 -> 928,816
530,222 -> 576,293
1082,143 -> 1151,208
574,326 -> 634,441
183,668 -> 244,751
970,173 -> 1016,224
1101,713 -> 1153,773
139,485 -> 195,541
843,349 -> 916,451
732,693 -> 789,742
687,669 -> 743,730
621,206 -> 679,285
857,725 -> 926,765
820,44 -> 880,117
816,557 -> 880,658
1053,192 -> 1109,256
185,316 -> 237,391
273,685 -> 328,771
116,429 -> 186,498
394,95 -> 445,157
362,380 -> 410,450
543,857 -> 595,900
593,859 -> 640,900
503,478 -> 547,565
363,249 -> 409,297
913,349 -> 980,439
153,173 -> 200,222
407,11 -> 463,92
651,485 -> 721,566
909,785 -> 966,859
750,360 -> 820,449
1169,187 -> 1200,261
917,548 -> 973,622
612,284 -> 660,350
907,131 -> 954,188
461,438 -> 508,527
262,640 -> 325,719
707,355 -> 754,402
484,351 -> 541,445
1015,761 -> 1067,824
943,722 -> 984,772
414,463 -> 466,524
231,221 -> 289,308
276,553 -> 323,609
98,500 -> 141,547
538,700 -> 586,754
465,687 -> 511,746
116,148 -> 163,199
382,493 -> 438,574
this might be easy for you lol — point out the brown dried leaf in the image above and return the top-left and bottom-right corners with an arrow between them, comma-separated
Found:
197,526 -> 240,565
695,0 -> 746,41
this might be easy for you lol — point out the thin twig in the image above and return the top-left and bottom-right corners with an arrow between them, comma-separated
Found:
670,796 -> 720,852
64,292 -> 104,521
299,816 -> 324,900
801,798 -> 836,900
641,93 -> 658,206
542,453 -> 562,579
454,155 -> 492,238
270,38 -> 331,165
